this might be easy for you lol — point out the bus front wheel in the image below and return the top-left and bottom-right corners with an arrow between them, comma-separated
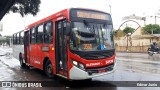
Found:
45,59 -> 54,78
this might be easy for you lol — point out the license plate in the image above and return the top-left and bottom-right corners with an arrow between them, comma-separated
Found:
98,69 -> 106,73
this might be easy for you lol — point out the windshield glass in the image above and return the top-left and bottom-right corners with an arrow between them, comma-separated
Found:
70,22 -> 114,51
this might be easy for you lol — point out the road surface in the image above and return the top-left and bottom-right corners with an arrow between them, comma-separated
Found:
0,47 -> 160,90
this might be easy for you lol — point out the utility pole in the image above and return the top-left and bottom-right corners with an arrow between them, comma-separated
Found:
152,29 -> 153,34
155,16 -> 156,24
109,5 -> 112,15
150,14 -> 160,24
126,35 -> 128,51
126,33 -> 131,51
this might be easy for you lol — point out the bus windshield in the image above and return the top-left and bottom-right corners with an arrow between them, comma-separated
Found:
70,21 -> 114,51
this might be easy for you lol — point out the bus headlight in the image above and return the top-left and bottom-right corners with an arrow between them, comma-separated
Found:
72,60 -> 78,66
71,60 -> 85,70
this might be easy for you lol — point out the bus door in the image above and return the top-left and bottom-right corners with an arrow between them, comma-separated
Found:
56,20 -> 68,77
24,31 -> 30,64
29,27 -> 37,67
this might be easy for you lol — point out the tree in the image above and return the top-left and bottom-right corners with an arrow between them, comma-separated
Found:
114,30 -> 125,39
143,24 -> 160,34
10,0 -> 41,17
114,30 -> 125,38
123,26 -> 134,34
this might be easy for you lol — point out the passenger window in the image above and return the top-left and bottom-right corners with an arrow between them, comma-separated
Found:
37,25 -> 43,33
44,21 -> 53,44
30,27 -> 36,44
20,32 -> 24,44
13,34 -> 16,45
17,33 -> 20,44
36,24 -> 44,44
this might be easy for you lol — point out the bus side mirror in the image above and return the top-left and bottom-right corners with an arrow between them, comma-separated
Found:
64,22 -> 71,35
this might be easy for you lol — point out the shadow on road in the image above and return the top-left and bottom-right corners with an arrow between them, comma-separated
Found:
19,67 -> 117,89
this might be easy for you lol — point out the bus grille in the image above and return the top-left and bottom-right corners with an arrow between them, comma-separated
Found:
71,49 -> 115,60
86,64 -> 114,75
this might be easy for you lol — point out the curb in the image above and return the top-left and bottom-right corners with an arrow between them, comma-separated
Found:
116,58 -> 160,64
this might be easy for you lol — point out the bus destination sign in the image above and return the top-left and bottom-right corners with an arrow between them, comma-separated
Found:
71,9 -> 111,20
77,11 -> 106,20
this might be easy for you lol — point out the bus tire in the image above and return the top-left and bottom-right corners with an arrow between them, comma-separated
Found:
19,54 -> 26,68
45,59 -> 54,78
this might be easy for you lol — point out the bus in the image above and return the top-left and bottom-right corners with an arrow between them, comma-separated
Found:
13,8 -> 116,80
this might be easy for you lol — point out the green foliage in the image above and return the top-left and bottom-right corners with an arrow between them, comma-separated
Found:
123,26 -> 134,34
114,30 -> 125,38
143,24 -> 160,34
10,0 -> 41,17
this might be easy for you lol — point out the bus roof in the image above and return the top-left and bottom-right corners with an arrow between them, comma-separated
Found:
26,8 -> 110,30
26,8 -> 69,29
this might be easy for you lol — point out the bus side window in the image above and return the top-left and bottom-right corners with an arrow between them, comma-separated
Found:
19,32 -> 24,45
17,33 -> 20,44
30,27 -> 36,44
44,21 -> 53,44
36,24 -> 44,44
12,34 -> 15,45
19,32 -> 21,44
15,34 -> 17,45
21,32 -> 24,45
13,34 -> 14,44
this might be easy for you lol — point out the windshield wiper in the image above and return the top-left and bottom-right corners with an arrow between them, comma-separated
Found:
83,20 -> 94,34
100,25 -> 105,44
83,20 -> 88,27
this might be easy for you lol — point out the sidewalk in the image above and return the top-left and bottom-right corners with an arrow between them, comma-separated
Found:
0,46 -> 12,56
116,52 -> 160,61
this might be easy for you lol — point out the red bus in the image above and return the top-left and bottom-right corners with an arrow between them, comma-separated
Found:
13,8 -> 116,80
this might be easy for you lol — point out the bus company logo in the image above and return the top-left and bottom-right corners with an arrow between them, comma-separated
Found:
1,82 -> 11,87
86,62 -> 101,67
106,59 -> 113,65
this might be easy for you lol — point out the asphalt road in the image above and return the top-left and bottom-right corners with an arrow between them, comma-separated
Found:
0,47 -> 160,90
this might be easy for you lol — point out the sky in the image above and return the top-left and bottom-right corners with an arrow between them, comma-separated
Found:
1,0 -> 160,36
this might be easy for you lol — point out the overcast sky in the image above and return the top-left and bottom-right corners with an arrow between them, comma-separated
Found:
1,0 -> 160,36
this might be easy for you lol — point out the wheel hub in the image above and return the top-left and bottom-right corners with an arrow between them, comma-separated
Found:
47,64 -> 52,74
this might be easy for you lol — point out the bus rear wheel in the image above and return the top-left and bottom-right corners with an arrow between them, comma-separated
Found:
45,59 -> 54,78
19,54 -> 26,68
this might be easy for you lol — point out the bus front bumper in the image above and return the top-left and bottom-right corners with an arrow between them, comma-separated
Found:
69,65 -> 116,80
